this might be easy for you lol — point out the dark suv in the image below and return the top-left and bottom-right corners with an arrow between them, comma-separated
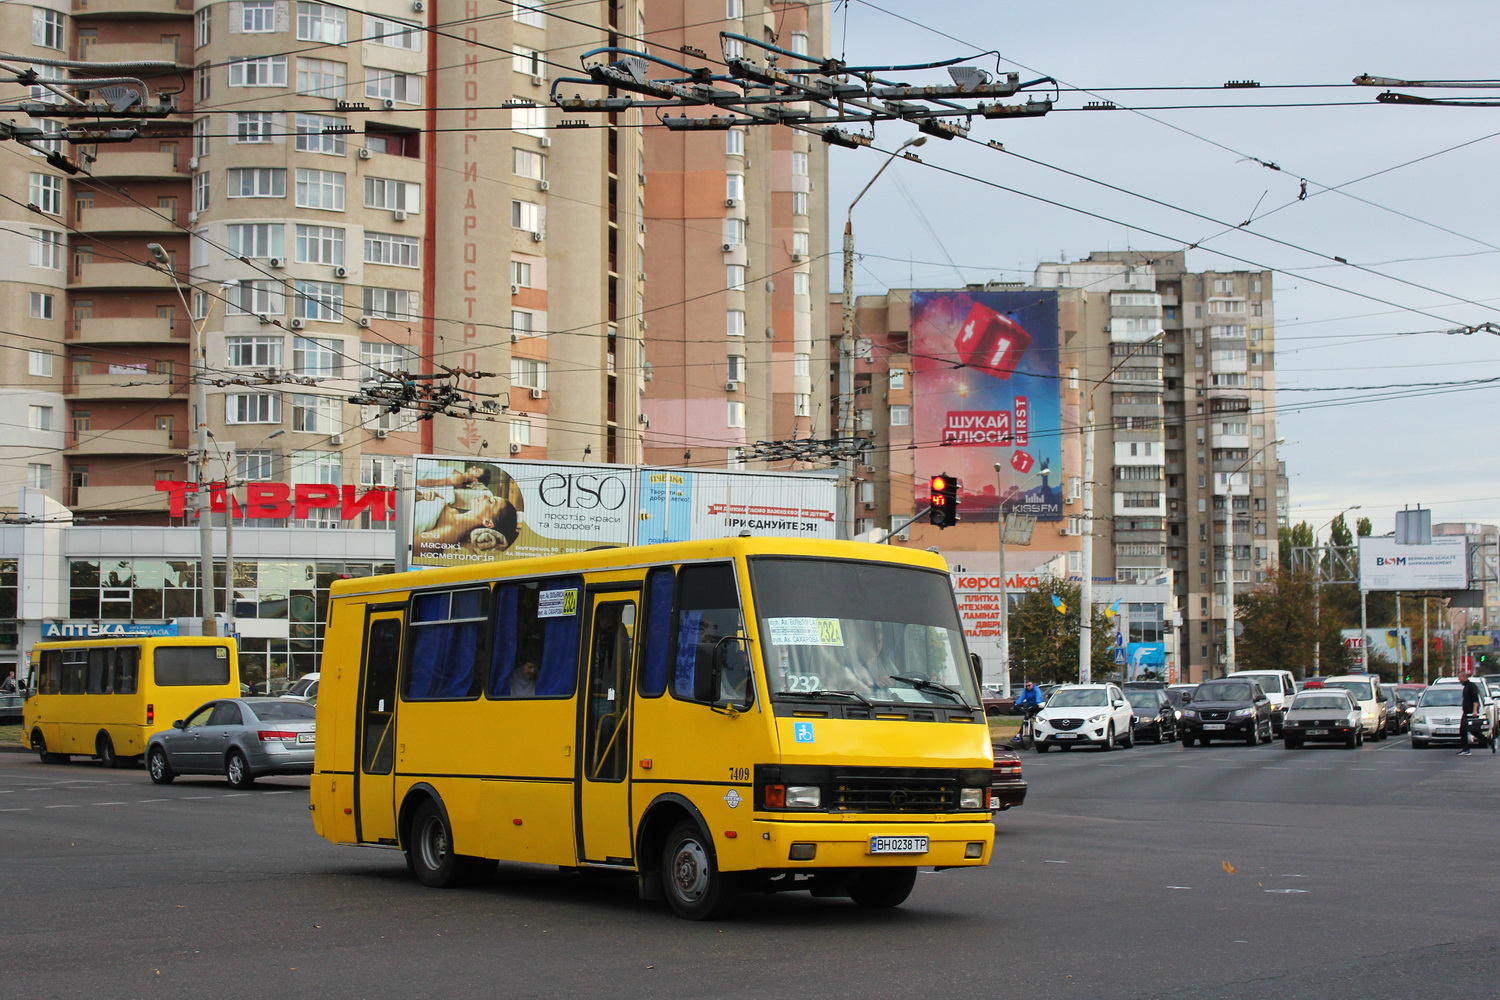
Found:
1180,679 -> 1274,746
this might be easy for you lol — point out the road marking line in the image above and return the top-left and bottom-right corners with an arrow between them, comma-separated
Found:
183,795 -> 216,799
94,801 -> 127,806
263,790 -> 293,795
135,798 -> 168,803
0,807 -> 33,812
44,804 -> 79,809
222,792 -> 251,797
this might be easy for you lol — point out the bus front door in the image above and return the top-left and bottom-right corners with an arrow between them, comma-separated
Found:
356,611 -> 403,845
578,593 -> 638,865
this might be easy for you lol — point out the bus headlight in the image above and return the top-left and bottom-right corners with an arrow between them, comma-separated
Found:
959,787 -> 985,810
785,785 -> 821,809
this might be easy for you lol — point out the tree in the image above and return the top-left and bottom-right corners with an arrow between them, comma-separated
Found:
1236,568 -> 1320,675
1008,578 -> 1114,685
1279,521 -> 1313,567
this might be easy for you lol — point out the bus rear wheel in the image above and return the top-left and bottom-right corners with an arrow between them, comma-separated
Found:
406,799 -> 494,888
33,730 -> 67,764
96,733 -> 122,769
661,820 -> 739,920
848,866 -> 918,908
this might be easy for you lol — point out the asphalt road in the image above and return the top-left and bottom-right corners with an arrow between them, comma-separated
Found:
4,734 -> 1498,1000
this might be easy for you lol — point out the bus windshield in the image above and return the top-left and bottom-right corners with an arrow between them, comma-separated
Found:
749,557 -> 978,709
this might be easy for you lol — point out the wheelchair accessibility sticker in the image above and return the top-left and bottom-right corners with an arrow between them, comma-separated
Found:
793,722 -> 816,743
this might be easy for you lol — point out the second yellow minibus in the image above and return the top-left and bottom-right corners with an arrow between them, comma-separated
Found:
311,537 -> 994,919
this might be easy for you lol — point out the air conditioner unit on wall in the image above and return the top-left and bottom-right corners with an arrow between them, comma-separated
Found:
724,381 -> 738,391
357,316 -> 372,328
333,266 -> 349,278
537,180 -> 549,191
289,317 -> 306,329
374,429 -> 388,439
392,210 -> 407,222
510,443 -> 522,454
268,257 -> 284,268
529,388 -> 543,399
329,433 -> 343,445
725,197 -> 739,208
358,147 -> 372,160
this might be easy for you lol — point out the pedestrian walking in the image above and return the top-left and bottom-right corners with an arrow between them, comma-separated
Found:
1456,671 -> 1492,756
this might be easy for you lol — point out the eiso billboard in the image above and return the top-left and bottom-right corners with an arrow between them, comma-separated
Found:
1357,535 -> 1468,591
911,290 -> 1065,521
410,457 -> 837,568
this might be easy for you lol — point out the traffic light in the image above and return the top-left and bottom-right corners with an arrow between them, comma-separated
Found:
929,473 -> 961,528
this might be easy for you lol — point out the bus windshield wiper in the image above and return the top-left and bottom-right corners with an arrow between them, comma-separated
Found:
887,675 -> 971,708
772,689 -> 873,708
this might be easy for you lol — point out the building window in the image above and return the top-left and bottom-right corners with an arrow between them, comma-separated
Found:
512,358 -> 547,390
890,405 -> 910,426
360,340 -> 414,375
227,167 -> 286,198
29,349 -> 54,376
511,260 -> 532,287
726,173 -> 744,201
295,224 -> 345,265
726,129 -> 745,156
513,148 -> 545,180
363,287 -> 420,321
29,405 -> 53,431
368,14 -> 421,49
295,113 -> 346,154
724,218 -> 745,246
726,354 -> 745,383
29,172 -> 61,215
793,271 -> 809,296
725,0 -> 744,18
792,231 -> 810,258
365,68 -> 422,104
28,463 -> 52,489
791,151 -> 808,176
227,222 -> 284,259
726,264 -> 745,291
727,309 -> 745,337
510,419 -> 531,446
33,7 -> 65,48
226,393 -> 281,424
292,336 -> 340,376
226,280 -> 284,316
30,292 -> 54,320
293,282 -> 343,321
226,335 -> 283,368
511,200 -> 543,233
364,231 -> 420,267
237,449 -> 275,482
233,111 -> 276,143
193,172 -> 211,212
512,45 -> 542,75
514,3 -> 543,26
511,105 -> 545,137
790,30 -> 809,54
238,0 -> 277,32
295,57 -> 345,98
195,7 -> 211,47
295,168 -> 345,210
228,55 -> 287,87
365,177 -> 418,212
723,37 -> 743,60
292,393 -> 341,433
727,401 -> 745,428
296,2 -> 346,43
792,190 -> 808,216
511,310 -> 535,336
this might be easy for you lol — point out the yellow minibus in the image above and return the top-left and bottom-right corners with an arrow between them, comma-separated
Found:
311,537 -> 994,919
24,637 -> 241,767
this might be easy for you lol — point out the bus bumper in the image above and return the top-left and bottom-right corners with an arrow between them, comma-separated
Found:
741,817 -> 994,869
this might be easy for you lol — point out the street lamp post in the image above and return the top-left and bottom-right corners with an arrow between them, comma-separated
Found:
839,135 -> 925,538
1078,332 -> 1163,684
1222,437 -> 1284,673
995,461 -> 1049,698
1312,504 -> 1360,678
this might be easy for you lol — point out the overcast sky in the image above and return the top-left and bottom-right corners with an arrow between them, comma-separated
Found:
823,0 -> 1500,538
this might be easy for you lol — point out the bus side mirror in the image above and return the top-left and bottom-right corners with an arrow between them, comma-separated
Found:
706,638 -> 752,710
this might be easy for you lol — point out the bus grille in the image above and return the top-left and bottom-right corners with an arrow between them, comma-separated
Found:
830,771 -> 957,812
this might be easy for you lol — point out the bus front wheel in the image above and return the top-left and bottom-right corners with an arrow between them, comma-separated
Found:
32,730 -> 67,764
661,820 -> 739,920
848,866 -> 918,908
406,799 -> 494,888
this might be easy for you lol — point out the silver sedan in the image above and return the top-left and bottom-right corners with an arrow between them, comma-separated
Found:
147,697 -> 316,788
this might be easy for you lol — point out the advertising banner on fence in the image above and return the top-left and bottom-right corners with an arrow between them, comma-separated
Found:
1357,535 -> 1467,591
910,290 -> 1065,522
412,458 -> 838,568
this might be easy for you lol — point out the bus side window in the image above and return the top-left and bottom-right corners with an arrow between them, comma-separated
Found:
88,649 -> 114,694
117,648 -> 139,694
61,651 -> 87,694
637,567 -> 675,698
38,650 -> 59,694
670,563 -> 745,705
405,587 -> 488,701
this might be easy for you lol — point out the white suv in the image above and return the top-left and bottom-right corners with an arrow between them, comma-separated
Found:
1033,683 -> 1135,752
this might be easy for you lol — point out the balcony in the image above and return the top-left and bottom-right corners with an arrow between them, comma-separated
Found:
77,205 -> 178,235
72,316 -> 186,345
72,262 -> 175,290
72,485 -> 171,511
73,0 -> 193,17
90,149 -> 187,180
83,41 -> 187,65
67,428 -> 179,455
66,370 -> 179,401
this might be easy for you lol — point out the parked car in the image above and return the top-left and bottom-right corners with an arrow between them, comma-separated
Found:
1032,683 -> 1135,752
1281,689 -> 1363,748
1379,684 -> 1412,735
1179,678 -> 1273,746
1319,674 -> 1388,740
1227,670 -> 1297,735
1126,688 -> 1179,744
989,741 -> 1028,811
146,697 -> 316,788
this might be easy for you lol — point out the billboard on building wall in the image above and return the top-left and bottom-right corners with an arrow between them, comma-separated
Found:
411,458 -> 838,568
1357,535 -> 1467,591
910,290 -> 1065,521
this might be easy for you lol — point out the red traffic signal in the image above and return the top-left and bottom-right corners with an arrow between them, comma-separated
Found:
929,474 -> 960,528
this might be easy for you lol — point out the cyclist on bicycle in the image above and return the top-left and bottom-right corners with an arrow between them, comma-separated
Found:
1011,681 -> 1043,743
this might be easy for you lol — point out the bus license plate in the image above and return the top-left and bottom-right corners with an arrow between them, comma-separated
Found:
869,836 -> 928,855
1204,723 -> 1225,730
298,733 -> 315,744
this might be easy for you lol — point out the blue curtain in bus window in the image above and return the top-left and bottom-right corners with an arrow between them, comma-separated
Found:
639,568 -> 674,697
536,576 -> 583,697
674,611 -> 705,698
487,584 -> 520,697
408,622 -> 481,699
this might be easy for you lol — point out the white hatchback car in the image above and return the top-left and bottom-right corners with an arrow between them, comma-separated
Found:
1033,683 -> 1135,752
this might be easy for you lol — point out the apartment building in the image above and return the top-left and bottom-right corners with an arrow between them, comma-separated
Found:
639,0 -> 831,468
837,252 -> 1285,684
